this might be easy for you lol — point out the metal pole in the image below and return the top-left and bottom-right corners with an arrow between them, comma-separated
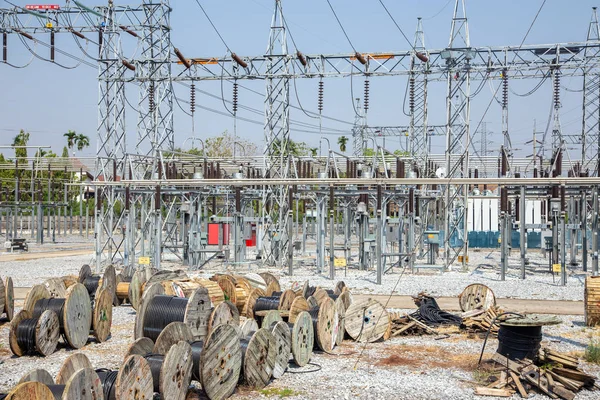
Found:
376,184 -> 383,285
583,190 -> 588,272
593,187 -> 599,275
560,210 -> 567,285
500,212 -> 506,281
520,185 -> 526,279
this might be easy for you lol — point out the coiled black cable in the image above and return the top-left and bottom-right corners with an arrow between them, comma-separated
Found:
142,296 -> 188,342
254,297 -> 281,313
0,393 -> 8,400
47,385 -> 66,398
305,286 -> 317,298
497,325 -> 542,361
239,337 -> 250,371
271,291 -> 283,297
410,296 -> 462,326
324,290 -> 339,301
308,307 -> 320,349
16,318 -> 38,354
33,298 -> 65,333
96,369 -> 118,400
83,275 -> 101,297
144,353 -> 165,393
190,341 -> 204,381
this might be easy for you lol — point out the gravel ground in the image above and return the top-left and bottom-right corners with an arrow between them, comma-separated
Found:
0,237 -> 599,399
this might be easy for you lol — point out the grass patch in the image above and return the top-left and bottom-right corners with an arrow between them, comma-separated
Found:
472,368 -> 495,385
260,387 -> 296,398
585,340 -> 600,364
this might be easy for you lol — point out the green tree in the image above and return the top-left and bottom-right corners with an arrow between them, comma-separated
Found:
75,133 -> 90,153
271,138 -> 310,157
310,148 -> 318,158
11,130 -> 30,163
337,136 -> 349,153
64,130 -> 77,155
61,146 -> 69,158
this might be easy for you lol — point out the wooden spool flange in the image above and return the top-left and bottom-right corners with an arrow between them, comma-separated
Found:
200,324 -> 242,400
42,278 -> 66,299
291,311 -> 314,367
313,288 -> 330,306
208,301 -> 240,334
217,278 -> 236,304
242,288 -> 265,319
258,272 -> 279,288
265,280 -> 281,297
240,318 -> 259,339
116,355 -> 154,400
101,264 -> 118,306
18,369 -> 54,385
278,289 -> 297,311
270,321 -> 291,379
335,296 -> 346,346
338,290 -> 352,310
306,296 -> 318,309
314,297 -> 339,352
4,276 -> 14,321
458,283 -> 496,312
160,340 -> 193,400
147,269 -> 188,285
345,298 -> 389,343
9,310 -> 60,357
193,278 -> 225,307
62,283 -> 93,349
62,368 -> 103,400
334,281 -> 347,295
23,285 -> 50,314
56,353 -> 93,385
125,337 -> 154,360
78,264 -> 92,284
154,321 -> 193,355
184,287 -> 212,340
244,273 -> 267,291
261,310 -> 282,330
241,328 -> 276,389
288,296 -> 310,324
585,276 -> 600,326
92,287 -> 113,342
128,270 -> 147,311
2,381 -> 54,400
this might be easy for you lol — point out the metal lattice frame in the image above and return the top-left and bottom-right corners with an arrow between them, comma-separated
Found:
262,0 -> 291,265
443,0 -> 471,269
410,18 -> 429,170
583,8 -> 600,176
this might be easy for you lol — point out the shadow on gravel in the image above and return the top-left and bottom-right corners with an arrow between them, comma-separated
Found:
544,333 -> 588,349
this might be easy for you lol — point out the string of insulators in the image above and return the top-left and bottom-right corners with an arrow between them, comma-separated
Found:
231,52 -> 247,68
416,52 -> 429,63
190,83 -> 196,114
96,369 -> 119,400
122,59 -> 135,71
553,68 -> 561,109
50,31 -> 54,62
148,82 -> 155,113
68,28 -> 86,40
119,25 -> 139,38
3,32 -> 7,62
297,50 -> 307,67
354,51 -> 367,65
363,78 -> 370,112
13,28 -> 33,40
142,295 -> 188,342
318,80 -> 324,113
174,47 -> 191,69
409,77 -> 415,113
233,81 -> 239,114
502,69 -> 508,109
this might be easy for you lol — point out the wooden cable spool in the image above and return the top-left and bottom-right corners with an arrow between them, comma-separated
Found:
345,298 -> 390,343
18,369 -> 54,386
134,284 -> 211,341
265,280 -> 281,297
0,381 -> 55,400
78,264 -> 117,308
309,297 -> 339,352
258,272 -> 280,288
240,328 -> 276,389
242,288 -> 265,319
458,283 -> 496,312
200,324 -> 242,400
23,283 -> 92,349
335,296 -> 346,346
2,276 -> 14,321
269,320 -> 291,379
192,278 -> 225,306
56,353 -> 93,384
243,273 -> 267,291
128,340 -> 193,400
334,281 -> 347,295
260,310 -> 283,330
9,309 -> 60,357
240,318 -> 259,339
116,280 -> 130,304
306,296 -> 318,309
91,287 -> 113,342
114,355 -> 155,400
338,290 -> 352,310
146,269 -> 189,286
61,275 -> 78,289
42,278 -> 67,299
125,337 -> 154,360
217,277 -> 237,304
290,311 -> 314,367
234,286 -> 249,313
585,276 -> 600,326
207,301 -> 240,334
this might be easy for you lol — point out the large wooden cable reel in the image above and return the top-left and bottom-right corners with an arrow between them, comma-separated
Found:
4,276 -> 14,321
269,320 -> 291,379
240,328 -> 276,389
9,309 -> 60,357
207,300 -> 240,334
291,311 -> 314,367
312,296 -> 339,352
345,298 -> 390,343
458,283 -> 496,312
200,324 -> 243,400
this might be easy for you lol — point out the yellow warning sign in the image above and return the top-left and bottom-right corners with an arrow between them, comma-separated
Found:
334,258 -> 347,267
46,22 -> 53,28
139,256 -> 150,265
552,263 -> 562,273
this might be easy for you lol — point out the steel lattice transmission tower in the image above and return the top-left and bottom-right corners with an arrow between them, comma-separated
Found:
443,0 -> 471,269
263,0 -> 292,265
409,17 -> 429,171
582,7 -> 600,176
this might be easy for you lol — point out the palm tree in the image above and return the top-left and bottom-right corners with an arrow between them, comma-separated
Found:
64,130 -> 77,156
337,136 -> 349,153
75,134 -> 90,153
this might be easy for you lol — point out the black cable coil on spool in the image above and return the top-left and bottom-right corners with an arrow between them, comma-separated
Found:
142,295 -> 188,342
144,353 -> 165,393
324,289 -> 339,301
47,385 -> 66,398
82,275 -> 101,297
0,393 -> 8,400
96,368 -> 119,400
16,318 -> 38,354
497,325 -> 543,361
33,298 -> 65,333
254,297 -> 281,313
190,341 -> 204,382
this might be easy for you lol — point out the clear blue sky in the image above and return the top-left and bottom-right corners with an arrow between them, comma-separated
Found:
0,0 -> 597,160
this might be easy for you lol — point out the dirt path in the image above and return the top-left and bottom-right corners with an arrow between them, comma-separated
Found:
0,248 -> 92,262
354,294 -> 583,315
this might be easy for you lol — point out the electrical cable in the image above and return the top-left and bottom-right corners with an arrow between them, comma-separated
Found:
285,361 -> 322,374
325,0 -> 357,52
376,0 -> 416,51
193,0 -> 232,53
409,296 -> 462,326
190,340 -> 204,381
16,318 -> 38,354
423,0 -> 453,20
33,298 -> 65,334
142,295 -> 188,342
95,368 -> 119,400
144,353 -> 165,393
